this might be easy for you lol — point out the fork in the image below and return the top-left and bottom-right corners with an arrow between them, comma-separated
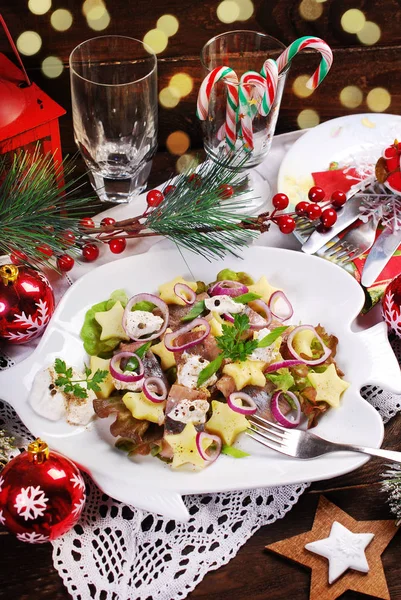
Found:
319,216 -> 379,266
246,414 -> 401,463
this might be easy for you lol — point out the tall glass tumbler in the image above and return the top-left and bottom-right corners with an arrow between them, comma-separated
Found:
200,31 -> 289,214
70,36 -> 157,204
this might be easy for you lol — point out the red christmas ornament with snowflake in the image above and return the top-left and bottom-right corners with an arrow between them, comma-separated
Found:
0,264 -> 54,344
0,439 -> 85,544
382,275 -> 401,339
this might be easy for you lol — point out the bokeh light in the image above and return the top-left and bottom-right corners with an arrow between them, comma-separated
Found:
166,131 -> 190,155
299,0 -> 323,21
340,85 -> 363,108
82,0 -> 104,16
143,29 -> 168,54
170,73 -> 193,97
17,31 -> 42,56
235,0 -> 254,20
293,75 -> 314,98
341,9 -> 365,34
50,9 -> 73,31
357,21 -> 381,45
42,56 -> 64,78
159,87 -> 180,108
366,88 -> 391,112
28,0 -> 51,15
176,154 -> 199,173
217,0 -> 240,23
87,8 -> 111,30
297,109 -> 320,129
157,14 -> 179,37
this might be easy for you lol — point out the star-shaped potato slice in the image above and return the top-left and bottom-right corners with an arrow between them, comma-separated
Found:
205,400 -> 248,445
158,276 -> 197,306
123,392 -> 165,425
308,363 -> 350,407
164,422 -> 212,468
95,301 -> 129,341
151,329 -> 176,370
223,360 -> 266,390
248,276 -> 278,303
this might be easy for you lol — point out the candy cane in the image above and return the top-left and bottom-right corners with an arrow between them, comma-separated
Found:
276,36 -> 333,90
260,59 -> 278,116
197,66 -> 239,150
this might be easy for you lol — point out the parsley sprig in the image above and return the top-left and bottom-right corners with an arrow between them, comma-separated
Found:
54,358 -> 108,399
197,314 -> 287,387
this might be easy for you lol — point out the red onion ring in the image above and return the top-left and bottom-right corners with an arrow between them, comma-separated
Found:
227,392 -> 257,415
209,280 -> 248,298
244,306 -> 270,330
222,313 -> 235,323
142,376 -> 168,403
264,359 -> 303,373
174,283 -> 196,305
122,293 -> 169,341
196,431 -> 222,462
268,291 -> 293,322
110,352 -> 144,383
271,390 -> 301,428
249,299 -> 272,326
164,318 -> 211,352
287,325 -> 331,366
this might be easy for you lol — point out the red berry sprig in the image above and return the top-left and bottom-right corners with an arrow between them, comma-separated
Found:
308,186 -> 325,202
146,189 -> 164,207
109,238 -> 126,254
293,188 -> 348,231
57,254 -> 75,272
82,243 -> 99,262
270,193 -> 296,234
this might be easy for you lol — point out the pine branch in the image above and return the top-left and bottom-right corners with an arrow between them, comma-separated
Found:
382,464 -> 401,525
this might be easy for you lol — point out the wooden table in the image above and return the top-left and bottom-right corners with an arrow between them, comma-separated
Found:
0,151 -> 400,600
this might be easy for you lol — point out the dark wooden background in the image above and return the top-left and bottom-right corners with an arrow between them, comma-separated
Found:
1,1 -> 401,598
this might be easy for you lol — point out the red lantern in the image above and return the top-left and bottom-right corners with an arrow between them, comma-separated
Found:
0,15 -> 65,184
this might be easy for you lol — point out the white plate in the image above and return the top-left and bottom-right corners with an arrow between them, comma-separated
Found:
1,246 -> 400,521
277,113 -> 401,207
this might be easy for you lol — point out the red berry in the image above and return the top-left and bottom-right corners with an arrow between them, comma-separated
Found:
295,201 -> 309,216
79,217 -> 95,229
272,193 -> 289,210
277,215 -> 296,234
82,243 -> 99,262
36,243 -> 53,257
218,184 -> 235,199
146,189 -> 164,207
10,249 -> 28,264
330,190 -> 347,208
101,217 -> 116,227
308,186 -> 325,202
108,238 -> 126,254
164,185 -> 176,195
189,173 -> 202,188
320,208 -> 338,228
57,254 -> 75,272
62,230 -> 76,246
306,203 -> 322,220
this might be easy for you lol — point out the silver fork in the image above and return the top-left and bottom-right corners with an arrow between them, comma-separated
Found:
246,414 -> 401,463
319,216 -> 379,266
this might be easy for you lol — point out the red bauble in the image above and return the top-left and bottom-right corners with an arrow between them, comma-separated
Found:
0,439 -> 85,544
382,275 -> 401,339
0,264 -> 55,344
109,238 -> 127,254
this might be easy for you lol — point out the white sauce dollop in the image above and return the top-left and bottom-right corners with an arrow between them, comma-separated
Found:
177,352 -> 217,389
125,310 -> 163,339
249,327 -> 281,363
113,377 -> 143,392
204,295 -> 244,315
29,367 -> 95,426
168,399 -> 210,424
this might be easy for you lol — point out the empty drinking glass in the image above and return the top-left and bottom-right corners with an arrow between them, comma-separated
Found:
70,36 -> 157,204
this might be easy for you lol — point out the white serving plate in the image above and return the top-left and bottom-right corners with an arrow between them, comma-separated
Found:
1,246 -> 400,521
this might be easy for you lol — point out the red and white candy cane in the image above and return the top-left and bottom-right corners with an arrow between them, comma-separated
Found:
197,66 -> 239,150
260,59 -> 278,115
276,36 -> 333,90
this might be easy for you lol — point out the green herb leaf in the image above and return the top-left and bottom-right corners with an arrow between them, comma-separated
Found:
84,364 -> 91,378
72,385 -> 87,399
88,370 -> 109,392
258,326 -> 288,348
266,369 -> 295,392
221,444 -> 250,458
197,354 -> 224,387
54,358 -> 67,374
136,341 -> 152,358
233,292 -> 261,304
181,300 -> 206,322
